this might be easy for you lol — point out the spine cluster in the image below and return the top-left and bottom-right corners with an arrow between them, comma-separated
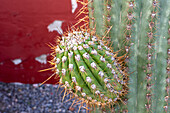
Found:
145,1 -> 158,112
124,1 -> 135,54
104,0 -> 113,43
165,19 -> 170,113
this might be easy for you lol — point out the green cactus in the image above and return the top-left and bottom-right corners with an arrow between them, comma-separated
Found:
43,0 -> 169,112
87,0 -> 170,113
51,30 -> 128,111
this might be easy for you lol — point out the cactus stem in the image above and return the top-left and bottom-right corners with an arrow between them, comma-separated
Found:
164,18 -> 170,113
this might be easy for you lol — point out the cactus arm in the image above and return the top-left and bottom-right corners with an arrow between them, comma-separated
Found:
127,0 -> 141,112
152,0 -> 170,112
88,0 -> 129,51
136,1 -> 153,112
128,0 -> 153,113
127,0 -> 139,112
88,0 -> 95,29
103,0 -> 132,52
115,0 -> 131,51
168,16 -> 170,113
107,0 -> 122,51
93,0 -> 105,37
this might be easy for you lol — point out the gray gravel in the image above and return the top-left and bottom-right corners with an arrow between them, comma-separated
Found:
0,82 -> 87,113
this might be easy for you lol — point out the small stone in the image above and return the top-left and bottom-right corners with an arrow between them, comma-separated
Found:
69,107 -> 75,111
58,108 -> 62,112
33,84 -> 39,88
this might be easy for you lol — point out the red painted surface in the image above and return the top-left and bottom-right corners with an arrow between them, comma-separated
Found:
0,0 -> 83,84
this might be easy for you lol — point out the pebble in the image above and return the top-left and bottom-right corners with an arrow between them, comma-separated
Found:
0,82 -> 87,113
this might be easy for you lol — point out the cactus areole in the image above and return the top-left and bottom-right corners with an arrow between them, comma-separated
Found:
50,29 -> 128,108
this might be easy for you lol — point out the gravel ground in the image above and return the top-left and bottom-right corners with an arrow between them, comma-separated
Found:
0,82 -> 87,113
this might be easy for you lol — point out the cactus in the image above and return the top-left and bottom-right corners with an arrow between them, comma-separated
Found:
49,29 -> 129,111
87,0 -> 170,113
43,0 -> 169,112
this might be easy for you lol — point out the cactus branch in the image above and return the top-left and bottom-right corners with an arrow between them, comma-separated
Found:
152,0 -> 170,112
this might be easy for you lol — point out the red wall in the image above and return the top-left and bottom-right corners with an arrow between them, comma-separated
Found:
0,0 -> 82,84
